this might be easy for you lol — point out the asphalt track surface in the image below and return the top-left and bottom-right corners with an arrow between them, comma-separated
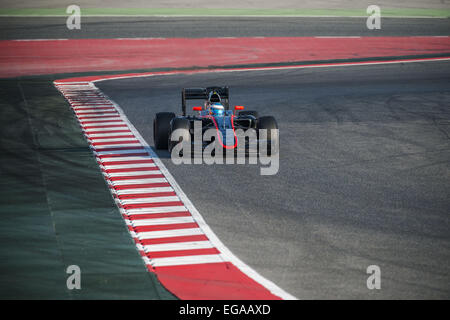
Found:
2,0 -> 447,10
97,61 -> 450,299
0,16 -> 449,40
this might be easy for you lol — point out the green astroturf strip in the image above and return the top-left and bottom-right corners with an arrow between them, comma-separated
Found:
0,8 -> 449,17
0,77 -> 176,299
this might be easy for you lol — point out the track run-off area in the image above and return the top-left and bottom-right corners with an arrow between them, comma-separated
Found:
1,36 -> 450,78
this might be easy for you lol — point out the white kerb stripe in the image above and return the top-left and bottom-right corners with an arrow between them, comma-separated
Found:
120,196 -> 179,205
85,127 -> 130,133
97,155 -> 153,162
79,120 -> 124,125
82,123 -> 128,128
65,93 -> 102,96
86,132 -> 133,138
143,241 -> 214,253
91,137 -> 138,143
148,254 -> 227,267
75,109 -> 116,114
136,228 -> 204,240
80,114 -> 123,122
73,106 -> 115,111
106,170 -> 161,177
113,187 -> 174,195
102,163 -> 157,169
94,143 -> 142,149
129,216 -> 195,227
70,98 -> 110,100
125,206 -> 188,216
110,178 -> 167,185
95,149 -> 146,155
77,114 -> 122,119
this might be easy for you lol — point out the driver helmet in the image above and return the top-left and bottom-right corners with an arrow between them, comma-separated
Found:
209,91 -> 221,103
210,103 -> 224,116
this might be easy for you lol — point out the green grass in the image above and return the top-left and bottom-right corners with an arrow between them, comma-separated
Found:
0,7 -> 449,18
0,77 -> 176,299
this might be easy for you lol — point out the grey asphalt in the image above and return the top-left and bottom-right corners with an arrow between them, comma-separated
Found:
96,61 -> 450,299
1,0 -> 448,10
0,16 -> 449,40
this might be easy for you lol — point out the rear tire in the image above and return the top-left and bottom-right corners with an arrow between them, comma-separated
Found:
257,116 -> 279,156
168,118 -> 191,155
153,112 -> 175,150
239,110 -> 259,119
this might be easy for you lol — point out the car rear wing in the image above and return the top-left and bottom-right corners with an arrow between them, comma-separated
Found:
182,87 -> 229,115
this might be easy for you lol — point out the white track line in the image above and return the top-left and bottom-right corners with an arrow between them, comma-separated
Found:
76,56 -> 450,86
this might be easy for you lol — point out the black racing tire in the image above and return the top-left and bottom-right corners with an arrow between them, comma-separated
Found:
168,118 -> 191,154
239,110 -> 259,119
257,116 -> 279,156
153,112 -> 175,150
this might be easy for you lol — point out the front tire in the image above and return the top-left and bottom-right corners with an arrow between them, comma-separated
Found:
168,118 -> 191,155
257,116 -> 279,156
153,112 -> 175,150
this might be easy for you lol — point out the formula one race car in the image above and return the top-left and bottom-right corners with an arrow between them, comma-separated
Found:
153,86 -> 278,156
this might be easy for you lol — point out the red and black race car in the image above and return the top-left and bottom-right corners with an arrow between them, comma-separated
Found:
153,87 -> 278,156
